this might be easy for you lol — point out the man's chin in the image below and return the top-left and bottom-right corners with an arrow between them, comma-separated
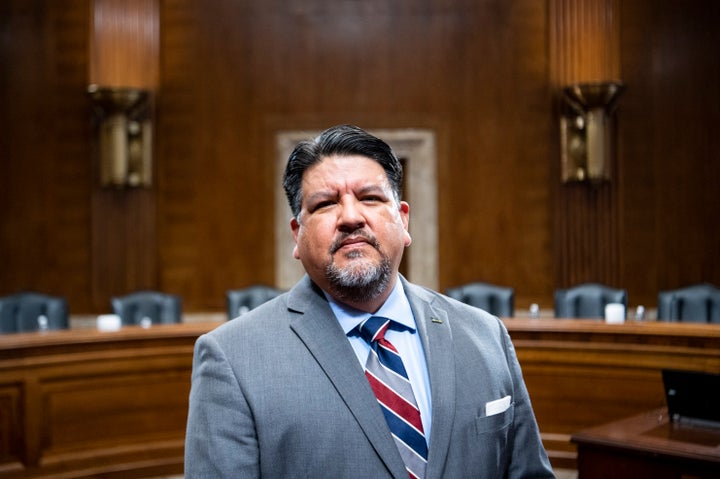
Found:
326,256 -> 391,304
332,257 -> 378,276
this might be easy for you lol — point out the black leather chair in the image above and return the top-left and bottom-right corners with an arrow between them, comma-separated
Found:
226,285 -> 284,320
554,282 -> 627,319
657,283 -> 720,323
111,291 -> 182,326
445,282 -> 515,317
0,292 -> 69,333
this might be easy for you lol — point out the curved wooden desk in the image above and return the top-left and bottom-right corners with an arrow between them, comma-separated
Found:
504,319 -> 720,469
1,319 -> 718,477
0,322 -> 221,479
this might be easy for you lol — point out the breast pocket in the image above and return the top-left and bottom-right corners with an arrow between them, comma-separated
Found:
475,403 -> 514,435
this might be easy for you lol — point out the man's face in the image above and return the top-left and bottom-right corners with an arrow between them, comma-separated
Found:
290,154 -> 411,309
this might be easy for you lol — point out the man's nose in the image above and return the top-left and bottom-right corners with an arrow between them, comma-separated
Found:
337,199 -> 365,231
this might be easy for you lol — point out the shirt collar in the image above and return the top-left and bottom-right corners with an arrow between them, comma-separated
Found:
325,279 -> 416,335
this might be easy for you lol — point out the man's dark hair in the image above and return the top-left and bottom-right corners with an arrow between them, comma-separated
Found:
282,125 -> 403,219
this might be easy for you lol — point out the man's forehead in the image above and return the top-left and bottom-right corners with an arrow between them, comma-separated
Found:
301,156 -> 388,187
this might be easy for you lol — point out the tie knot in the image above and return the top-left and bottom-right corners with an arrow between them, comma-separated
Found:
357,316 -> 392,344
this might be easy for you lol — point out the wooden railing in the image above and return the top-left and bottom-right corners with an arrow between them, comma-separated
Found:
1,319 -> 719,477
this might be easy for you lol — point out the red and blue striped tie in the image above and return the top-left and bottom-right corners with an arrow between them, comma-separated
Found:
358,316 -> 428,479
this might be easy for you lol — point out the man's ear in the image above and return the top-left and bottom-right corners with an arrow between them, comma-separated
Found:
399,201 -> 412,247
290,217 -> 301,259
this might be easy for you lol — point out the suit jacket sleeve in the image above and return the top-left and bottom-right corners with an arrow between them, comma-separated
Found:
185,332 -> 260,478
500,321 -> 555,478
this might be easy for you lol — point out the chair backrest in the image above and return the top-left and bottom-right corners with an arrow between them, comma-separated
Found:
111,291 -> 182,326
0,292 -> 69,333
226,285 -> 284,320
445,282 -> 515,317
554,283 -> 627,319
657,283 -> 720,323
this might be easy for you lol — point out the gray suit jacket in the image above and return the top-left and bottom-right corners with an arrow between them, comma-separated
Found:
185,276 -> 554,478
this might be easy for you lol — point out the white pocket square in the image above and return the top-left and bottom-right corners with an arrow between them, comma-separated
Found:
485,395 -> 511,417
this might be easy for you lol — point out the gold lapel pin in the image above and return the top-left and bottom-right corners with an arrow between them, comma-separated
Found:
431,317 -> 443,324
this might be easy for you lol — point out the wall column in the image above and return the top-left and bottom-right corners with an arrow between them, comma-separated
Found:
549,0 -> 623,287
88,0 -> 160,309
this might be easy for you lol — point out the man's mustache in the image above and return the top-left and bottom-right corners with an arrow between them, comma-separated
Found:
330,230 -> 380,254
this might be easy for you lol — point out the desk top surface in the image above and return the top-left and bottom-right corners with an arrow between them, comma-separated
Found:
2,317 -> 720,350
571,408 -> 720,463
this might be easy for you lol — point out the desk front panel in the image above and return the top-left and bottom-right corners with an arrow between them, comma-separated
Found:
0,323 -> 220,478
1,319 -> 719,476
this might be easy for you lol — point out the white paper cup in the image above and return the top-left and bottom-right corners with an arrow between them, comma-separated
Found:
604,303 -> 626,324
97,314 -> 122,332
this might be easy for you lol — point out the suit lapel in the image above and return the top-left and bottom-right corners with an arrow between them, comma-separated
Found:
404,279 -> 457,479
287,277 -> 409,479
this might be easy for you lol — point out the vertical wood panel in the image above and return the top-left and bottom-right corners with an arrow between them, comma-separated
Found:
88,0 -> 161,308
89,0 -> 159,88
0,0 -> 93,310
619,0 -> 720,306
156,1 -> 205,306
550,0 -> 623,289
550,0 -> 620,86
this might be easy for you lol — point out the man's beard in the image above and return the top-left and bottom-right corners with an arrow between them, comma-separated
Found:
325,248 -> 392,305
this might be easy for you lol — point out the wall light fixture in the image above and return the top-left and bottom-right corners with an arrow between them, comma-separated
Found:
560,82 -> 624,184
88,85 -> 153,188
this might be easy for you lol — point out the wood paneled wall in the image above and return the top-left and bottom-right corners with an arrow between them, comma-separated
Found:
1,0 -> 718,314
0,1 -> 93,305
619,0 -> 720,303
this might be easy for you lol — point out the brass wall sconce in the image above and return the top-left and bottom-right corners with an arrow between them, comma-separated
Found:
88,85 -> 153,188
560,82 -> 624,184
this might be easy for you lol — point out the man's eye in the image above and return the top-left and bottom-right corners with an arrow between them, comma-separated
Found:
362,196 -> 382,203
313,200 -> 335,211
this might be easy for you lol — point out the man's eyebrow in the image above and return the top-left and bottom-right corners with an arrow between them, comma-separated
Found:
356,184 -> 388,196
305,190 -> 336,205
306,184 -> 386,199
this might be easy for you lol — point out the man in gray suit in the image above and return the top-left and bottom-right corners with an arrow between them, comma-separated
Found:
185,125 -> 554,478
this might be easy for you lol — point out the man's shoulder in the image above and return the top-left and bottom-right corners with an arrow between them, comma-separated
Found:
403,280 -> 502,324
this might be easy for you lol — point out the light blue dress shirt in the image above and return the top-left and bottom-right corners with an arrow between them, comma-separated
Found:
326,280 -> 433,441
